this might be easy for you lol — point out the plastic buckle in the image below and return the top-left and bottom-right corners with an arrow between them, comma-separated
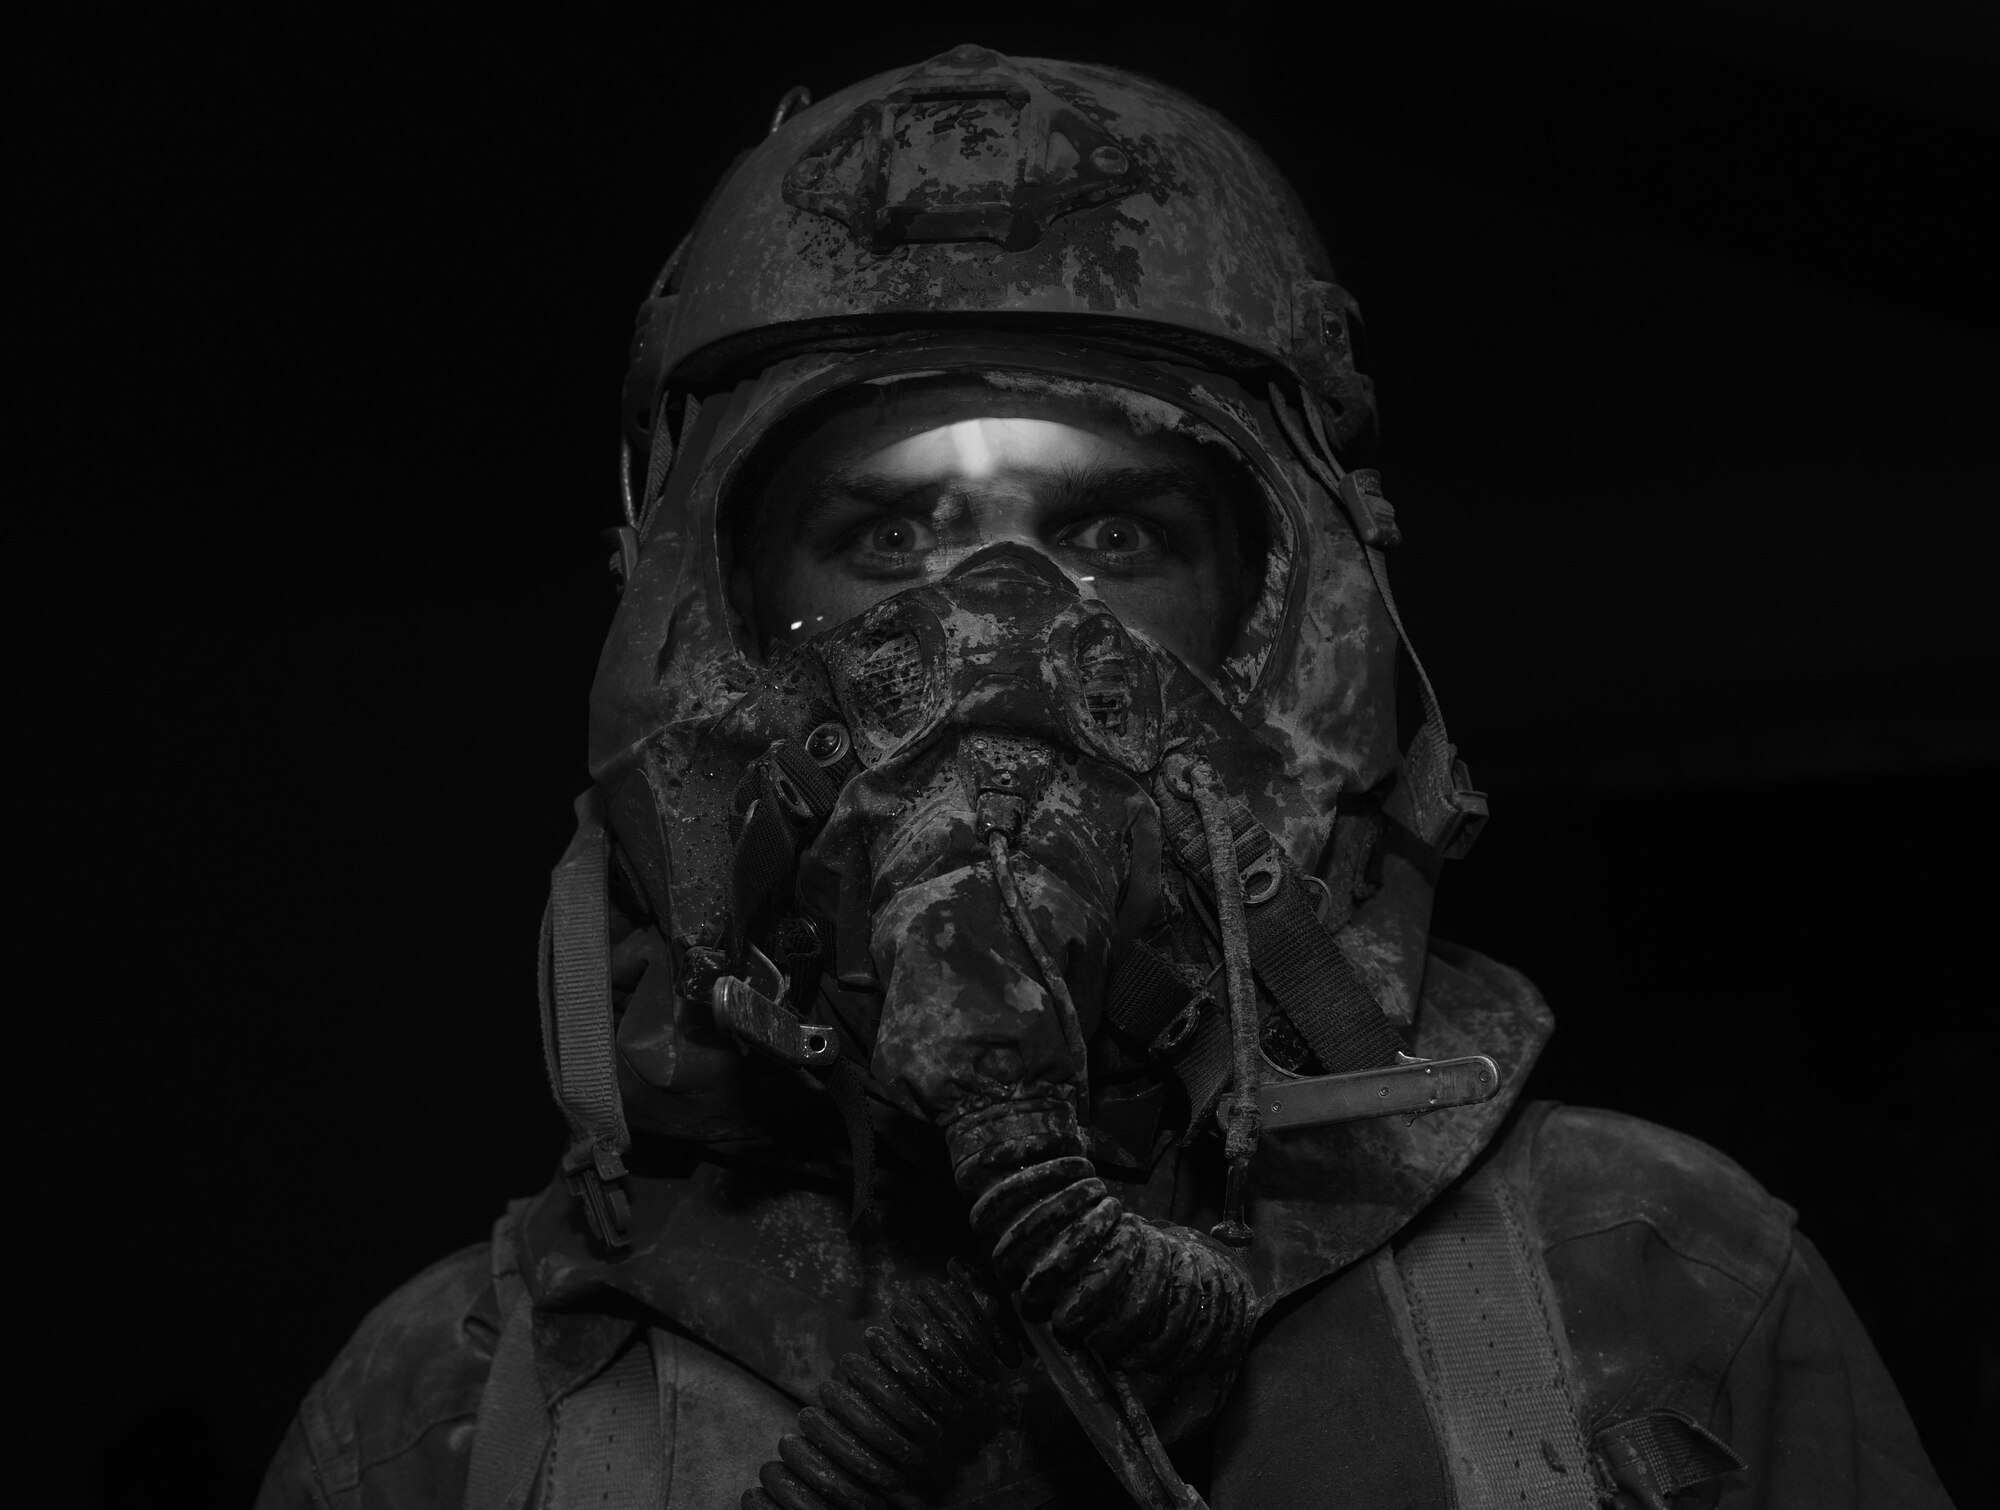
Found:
676,944 -> 728,1005
1337,470 -> 1402,549
564,1143 -> 633,1250
1436,758 -> 1489,861
1387,749 -> 1489,861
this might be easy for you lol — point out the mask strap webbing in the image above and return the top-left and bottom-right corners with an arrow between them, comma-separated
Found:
539,788 -> 633,1248
1270,383 -> 1487,857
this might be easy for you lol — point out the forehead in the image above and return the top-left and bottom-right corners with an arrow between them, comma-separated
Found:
860,416 -> 1144,482
755,373 -> 1239,488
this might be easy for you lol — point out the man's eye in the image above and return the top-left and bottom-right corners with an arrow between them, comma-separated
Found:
1060,515 -> 1160,554
857,517 -> 936,554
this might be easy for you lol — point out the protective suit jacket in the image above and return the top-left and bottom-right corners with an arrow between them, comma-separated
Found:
256,942 -> 1950,1510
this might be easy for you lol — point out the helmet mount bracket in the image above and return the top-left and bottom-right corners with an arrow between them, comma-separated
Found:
783,64 -> 1141,253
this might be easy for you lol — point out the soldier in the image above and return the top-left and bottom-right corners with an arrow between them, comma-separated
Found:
258,46 -> 1950,1510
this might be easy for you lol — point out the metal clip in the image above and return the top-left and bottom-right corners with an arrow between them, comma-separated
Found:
1236,848 -> 1282,905
1148,989 -> 1213,1061
712,972 -> 840,1068
602,525 -> 641,588
1258,1054 -> 1501,1132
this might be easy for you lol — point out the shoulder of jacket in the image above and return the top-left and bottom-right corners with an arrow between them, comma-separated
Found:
1518,1103 -> 1797,1296
1426,936 -> 1543,995
299,1241 -> 500,1498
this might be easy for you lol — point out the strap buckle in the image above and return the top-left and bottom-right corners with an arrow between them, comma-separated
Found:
563,1143 -> 633,1249
1386,746 -> 1489,860
711,946 -> 840,1068
1336,468 -> 1402,549
1595,1408 -> 1747,1508
1436,757 -> 1489,860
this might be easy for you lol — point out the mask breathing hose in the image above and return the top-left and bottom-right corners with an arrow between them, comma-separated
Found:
742,1260 -> 1024,1510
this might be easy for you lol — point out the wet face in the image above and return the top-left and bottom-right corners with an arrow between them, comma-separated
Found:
733,381 -> 1262,679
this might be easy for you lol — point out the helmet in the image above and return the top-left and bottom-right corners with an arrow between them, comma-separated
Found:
618,43 -> 1378,466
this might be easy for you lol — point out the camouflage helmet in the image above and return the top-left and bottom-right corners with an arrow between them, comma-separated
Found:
618,43 -> 1378,466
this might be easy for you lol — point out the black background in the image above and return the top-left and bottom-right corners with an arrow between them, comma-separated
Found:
43,3 -> 1995,1505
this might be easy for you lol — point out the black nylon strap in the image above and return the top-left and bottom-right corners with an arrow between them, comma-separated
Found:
1105,940 -> 1197,1046
1595,1409 -> 1746,1504
775,915 -> 830,1014
727,738 -> 850,938
766,739 -> 842,819
606,767 -> 673,925
729,787 -> 799,939
1248,872 -> 1405,1073
1158,789 -> 1403,1074
825,1059 -> 878,1233
1104,939 -> 1235,1130
1174,1012 -> 1236,1131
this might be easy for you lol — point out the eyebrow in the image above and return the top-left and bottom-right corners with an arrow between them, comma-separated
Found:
792,460 -> 1223,535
